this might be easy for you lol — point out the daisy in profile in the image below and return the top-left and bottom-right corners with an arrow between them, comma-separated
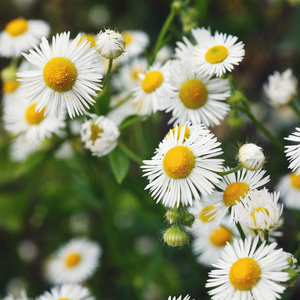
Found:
206,236 -> 289,300
168,296 -> 193,300
160,60 -> 231,127
141,124 -> 224,208
132,62 -> 171,116
81,115 -> 120,157
18,32 -> 103,119
44,238 -> 101,284
234,188 -> 283,231
202,168 -> 270,224
285,127 -> 300,175
193,30 -> 245,77
37,284 -> 94,300
122,30 -> 149,59
276,171 -> 300,210
264,69 -> 297,107
0,18 -> 50,57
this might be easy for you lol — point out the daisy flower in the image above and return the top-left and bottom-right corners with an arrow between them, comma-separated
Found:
202,168 -> 270,224
18,32 -> 103,119
122,30 -> 149,58
0,18 -> 50,58
37,284 -> 94,300
193,31 -> 245,77
160,60 -> 231,127
233,188 -> 283,231
168,296 -> 192,300
206,236 -> 289,300
276,171 -> 300,210
285,127 -> 300,175
44,238 -> 101,284
81,115 -> 120,157
132,62 -> 171,116
264,69 -> 297,107
141,124 -> 224,208
238,143 -> 265,171
3,291 -> 29,300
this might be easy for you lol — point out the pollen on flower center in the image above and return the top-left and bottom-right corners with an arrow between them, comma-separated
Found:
165,126 -> 190,141
90,124 -> 103,143
43,57 -> 77,92
123,33 -> 132,45
179,79 -> 208,109
223,182 -> 249,206
229,257 -> 261,290
65,253 -> 81,268
2,80 -> 20,94
199,205 -> 216,222
205,45 -> 229,64
210,225 -> 233,247
141,70 -> 163,93
5,18 -> 28,37
251,207 -> 269,226
163,145 -> 195,179
25,103 -> 46,125
290,172 -> 300,189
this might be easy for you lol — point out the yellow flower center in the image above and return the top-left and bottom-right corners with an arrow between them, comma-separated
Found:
25,103 -> 46,125
132,69 -> 143,80
43,57 -> 77,92
90,124 -> 103,143
179,79 -> 208,109
290,172 -> 300,189
209,225 -> 233,247
59,298 -> 70,300
223,182 -> 249,207
205,45 -> 229,64
65,253 -> 81,268
229,257 -> 261,290
165,126 -> 190,141
163,145 -> 195,179
5,18 -> 28,37
123,32 -> 132,45
2,80 -> 20,94
141,70 -> 163,93
250,207 -> 269,227
199,205 -> 216,222
78,33 -> 96,48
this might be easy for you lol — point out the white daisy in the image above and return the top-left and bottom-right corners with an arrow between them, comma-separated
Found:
3,291 -> 29,300
44,238 -> 101,284
276,171 -> 300,210
37,284 -> 94,300
285,127 -> 300,175
160,60 -> 231,127
0,18 -> 50,58
193,31 -> 245,77
168,296 -> 192,300
238,143 -> 265,171
122,30 -> 149,58
264,69 -> 297,107
234,188 -> 283,231
18,32 -> 103,119
206,236 -> 289,300
81,115 -> 120,157
141,124 -> 224,208
202,168 -> 270,224
132,62 -> 171,115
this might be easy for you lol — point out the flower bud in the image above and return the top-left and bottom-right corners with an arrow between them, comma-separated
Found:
1,65 -> 17,81
163,226 -> 189,247
165,208 -> 180,225
181,212 -> 195,228
238,143 -> 265,171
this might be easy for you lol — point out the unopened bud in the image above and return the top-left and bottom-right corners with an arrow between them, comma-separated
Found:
163,225 -> 189,247
1,65 -> 17,81
283,268 -> 300,286
238,143 -> 265,171
165,208 -> 180,225
227,91 -> 245,106
181,213 -> 195,228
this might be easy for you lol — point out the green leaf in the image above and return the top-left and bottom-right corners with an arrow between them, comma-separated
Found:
108,146 -> 130,184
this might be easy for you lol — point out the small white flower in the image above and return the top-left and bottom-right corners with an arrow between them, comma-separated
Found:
285,127 -> 300,175
3,291 -> 29,300
96,29 -> 125,59
122,30 -> 149,59
264,69 -> 297,107
81,115 -> 120,157
238,143 -> 265,171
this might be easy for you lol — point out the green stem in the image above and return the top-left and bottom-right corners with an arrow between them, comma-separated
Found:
219,165 -> 243,176
289,101 -> 300,121
101,59 -> 113,89
119,142 -> 143,165
293,244 -> 300,262
263,230 -> 269,244
235,221 -> 246,241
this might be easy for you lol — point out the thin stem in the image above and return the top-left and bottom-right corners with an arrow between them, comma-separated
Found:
101,59 -> 113,89
263,230 -> 269,244
235,221 -> 246,241
289,101 -> 300,121
119,142 -> 143,165
219,165 -> 243,176
293,244 -> 300,262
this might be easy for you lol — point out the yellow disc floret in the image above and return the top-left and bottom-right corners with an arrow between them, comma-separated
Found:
251,207 -> 269,227
290,172 -> 300,189
209,225 -> 233,247
141,70 -> 163,93
179,79 -> 208,109
2,80 -> 20,94
223,182 -> 249,206
199,205 -> 216,222
43,57 -> 77,92
90,124 -> 103,143
25,103 -> 46,125
163,146 -> 195,179
5,18 -> 28,37
229,257 -> 261,290
205,45 -> 229,64
123,32 -> 132,46
65,253 -> 81,268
